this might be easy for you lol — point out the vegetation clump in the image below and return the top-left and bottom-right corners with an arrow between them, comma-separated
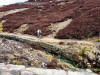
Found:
55,0 -> 100,39
0,22 -> 3,32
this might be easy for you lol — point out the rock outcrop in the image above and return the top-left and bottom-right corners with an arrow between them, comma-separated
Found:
0,33 -> 99,70
0,36 -> 63,69
0,63 -> 98,75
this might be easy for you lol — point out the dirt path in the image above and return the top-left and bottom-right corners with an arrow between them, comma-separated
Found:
46,19 -> 72,38
0,8 -> 28,18
0,32 -> 99,46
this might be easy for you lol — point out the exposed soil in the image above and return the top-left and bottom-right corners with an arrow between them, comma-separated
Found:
47,19 -> 72,38
0,4 -> 34,12
0,8 -> 28,18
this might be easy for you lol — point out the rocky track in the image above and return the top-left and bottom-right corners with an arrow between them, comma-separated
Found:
0,33 -> 100,74
0,32 -> 99,48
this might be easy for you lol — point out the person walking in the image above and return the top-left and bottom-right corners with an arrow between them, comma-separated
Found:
37,29 -> 42,38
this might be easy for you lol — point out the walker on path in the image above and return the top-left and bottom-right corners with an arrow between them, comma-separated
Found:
37,29 -> 42,38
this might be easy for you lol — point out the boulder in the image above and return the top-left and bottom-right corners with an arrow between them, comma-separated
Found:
0,63 -> 98,75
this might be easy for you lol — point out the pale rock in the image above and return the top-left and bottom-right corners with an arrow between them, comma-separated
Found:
68,71 -> 98,75
21,70 -> 33,75
26,68 -> 66,75
86,69 -> 92,72
0,64 -> 10,75
8,64 -> 25,75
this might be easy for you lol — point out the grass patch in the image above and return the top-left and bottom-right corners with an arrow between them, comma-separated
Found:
96,38 -> 100,42
0,23 -> 3,32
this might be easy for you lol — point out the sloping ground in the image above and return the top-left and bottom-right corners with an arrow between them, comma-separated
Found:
0,4 -> 34,12
0,37 -> 68,69
0,0 -> 100,39
55,0 -> 100,39
0,32 -> 100,74
14,24 -> 30,33
0,8 -> 28,18
0,0 -> 85,36
47,19 -> 72,38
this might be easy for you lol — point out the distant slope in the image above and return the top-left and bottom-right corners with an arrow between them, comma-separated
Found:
0,0 -> 100,39
55,0 -> 100,39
